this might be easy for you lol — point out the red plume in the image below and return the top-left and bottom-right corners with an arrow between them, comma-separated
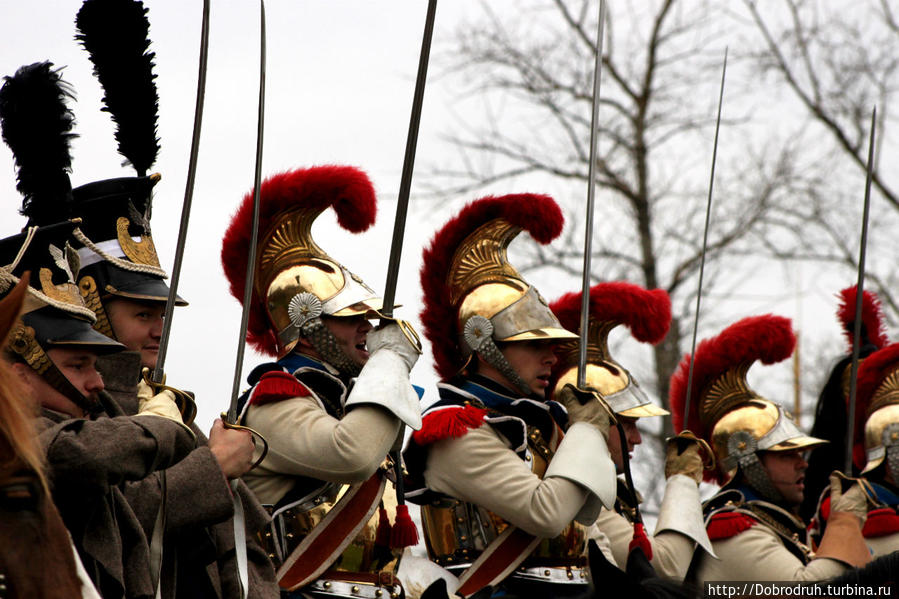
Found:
837,286 -> 888,351
419,194 -> 564,380
550,282 -> 671,345
854,342 -> 899,469
221,165 -> 377,356
669,315 -> 796,442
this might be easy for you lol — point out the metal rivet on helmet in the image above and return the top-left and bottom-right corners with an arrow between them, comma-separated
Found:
288,292 -> 323,329
464,315 -> 494,352
727,430 -> 757,458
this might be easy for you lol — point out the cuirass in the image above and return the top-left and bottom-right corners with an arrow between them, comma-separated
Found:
419,425 -> 589,585
260,474 -> 403,598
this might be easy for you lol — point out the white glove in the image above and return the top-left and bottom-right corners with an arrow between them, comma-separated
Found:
555,384 -> 612,440
347,323 -> 423,430
830,473 -> 870,525
136,379 -> 184,423
366,322 -> 420,372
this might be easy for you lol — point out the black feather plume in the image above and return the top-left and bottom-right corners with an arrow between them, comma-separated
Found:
0,62 -> 77,224
76,0 -> 160,176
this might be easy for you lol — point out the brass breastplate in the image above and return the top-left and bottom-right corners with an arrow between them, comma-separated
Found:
419,425 -> 589,585
260,473 -> 402,596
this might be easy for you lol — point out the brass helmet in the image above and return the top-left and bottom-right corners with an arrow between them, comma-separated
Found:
222,166 -> 382,373
549,282 -> 671,417
0,62 -> 124,412
420,194 -> 576,395
669,315 -> 825,498
854,343 -> 899,479
0,222 -> 125,412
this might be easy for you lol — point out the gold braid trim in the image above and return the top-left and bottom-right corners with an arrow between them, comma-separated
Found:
0,269 -> 96,322
742,503 -> 812,563
9,323 -> 51,375
72,227 -> 167,277
78,275 -> 114,338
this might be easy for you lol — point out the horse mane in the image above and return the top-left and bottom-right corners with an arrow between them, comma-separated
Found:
0,361 -> 47,493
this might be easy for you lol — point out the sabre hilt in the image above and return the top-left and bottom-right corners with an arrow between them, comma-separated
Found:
831,470 -> 877,502
668,429 -> 716,472
375,313 -> 423,355
141,367 -> 198,426
219,413 -> 270,472
562,383 -> 617,424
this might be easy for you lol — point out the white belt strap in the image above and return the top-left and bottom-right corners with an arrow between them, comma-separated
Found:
232,479 -> 249,599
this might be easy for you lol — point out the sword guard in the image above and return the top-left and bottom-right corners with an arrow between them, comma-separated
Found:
220,413 -> 270,471
668,429 -> 716,471
561,383 -> 617,424
375,315 -> 423,355
141,367 -> 197,426
830,470 -> 877,503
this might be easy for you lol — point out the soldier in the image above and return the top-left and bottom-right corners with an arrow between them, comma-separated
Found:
221,164 -> 423,598
0,59 -> 200,598
808,340 -> 899,556
549,282 -> 714,580
801,286 -> 888,522
403,194 -> 617,598
0,275 -> 101,599
8,1 -> 279,595
669,315 -> 872,583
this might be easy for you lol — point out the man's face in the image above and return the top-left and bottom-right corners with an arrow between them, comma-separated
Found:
485,339 -> 558,398
608,415 -> 642,472
15,348 -> 104,417
759,449 -> 808,507
105,298 -> 165,369
321,315 -> 374,367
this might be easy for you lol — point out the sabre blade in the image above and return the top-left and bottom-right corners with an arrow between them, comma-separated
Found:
682,48 -> 728,429
227,0 -> 266,424
844,107 -> 877,474
576,0 -> 606,388
381,0 -> 437,318
153,0 -> 210,383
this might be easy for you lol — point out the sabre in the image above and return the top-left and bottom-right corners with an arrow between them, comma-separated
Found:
681,48 -> 727,429
152,0 -> 210,384
380,0 -> 437,321
227,0 -> 267,425
844,107 -> 877,474
380,0 -> 437,542
576,0 -> 605,388
219,5 -> 266,599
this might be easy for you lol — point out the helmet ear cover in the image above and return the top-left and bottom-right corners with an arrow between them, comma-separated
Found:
862,404 -> 899,476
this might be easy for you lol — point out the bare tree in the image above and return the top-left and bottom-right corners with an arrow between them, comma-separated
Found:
741,0 -> 899,317
423,0 -> 834,512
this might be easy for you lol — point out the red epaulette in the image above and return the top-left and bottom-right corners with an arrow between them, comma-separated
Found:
249,371 -> 311,406
815,495 -> 899,538
863,508 -> 899,538
707,511 -> 758,541
820,495 -> 832,520
411,405 -> 488,446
